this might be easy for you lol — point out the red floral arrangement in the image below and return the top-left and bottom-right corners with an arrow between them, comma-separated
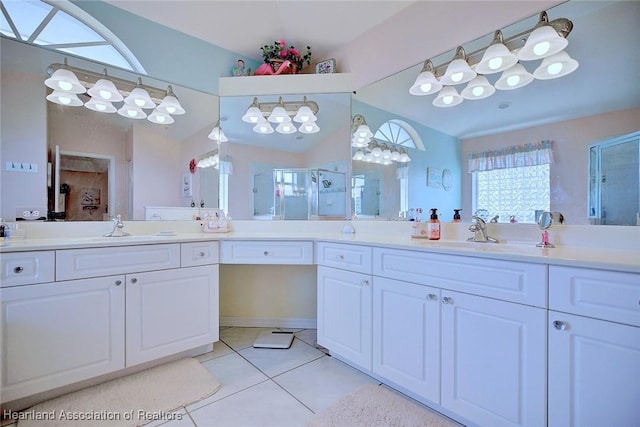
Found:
189,158 -> 197,174
260,39 -> 312,71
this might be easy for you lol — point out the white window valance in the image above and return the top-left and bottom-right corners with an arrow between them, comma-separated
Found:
467,140 -> 554,173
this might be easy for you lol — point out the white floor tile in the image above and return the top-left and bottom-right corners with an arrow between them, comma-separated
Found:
293,329 -> 318,348
238,338 -> 326,378
194,341 -> 234,362
186,352 -> 269,412
147,409 -> 194,427
220,327 -> 277,350
188,380 -> 313,427
274,356 -> 380,413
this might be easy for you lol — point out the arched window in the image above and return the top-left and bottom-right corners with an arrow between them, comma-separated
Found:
374,119 -> 425,151
0,0 -> 145,73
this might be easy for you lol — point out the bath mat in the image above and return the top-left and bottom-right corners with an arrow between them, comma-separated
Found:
307,383 -> 460,427
16,358 -> 221,427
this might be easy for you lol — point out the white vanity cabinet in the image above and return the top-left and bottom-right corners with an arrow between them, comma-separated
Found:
372,276 -> 441,403
548,266 -> 640,427
221,240 -> 313,264
1,275 -> 125,403
316,242 -> 373,371
371,247 -> 547,427
1,242 -> 219,403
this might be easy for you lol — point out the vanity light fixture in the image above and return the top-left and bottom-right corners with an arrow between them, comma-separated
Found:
208,120 -> 228,143
410,10 -> 576,108
475,31 -> 518,74
433,86 -> 463,107
352,139 -> 411,165
495,63 -> 534,90
196,151 -> 219,168
44,58 -> 85,94
409,60 -> 442,96
243,96 -> 320,134
156,85 -> 185,115
351,114 -> 374,147
439,47 -> 476,86
45,61 -> 185,125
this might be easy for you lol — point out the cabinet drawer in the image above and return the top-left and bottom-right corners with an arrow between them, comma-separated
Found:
181,241 -> 219,267
56,244 -> 180,281
549,266 -> 640,327
220,240 -> 313,264
315,242 -> 372,274
373,247 -> 547,307
1,251 -> 55,287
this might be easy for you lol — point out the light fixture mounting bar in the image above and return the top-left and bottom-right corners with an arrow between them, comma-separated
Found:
47,62 -> 168,103
255,97 -> 319,116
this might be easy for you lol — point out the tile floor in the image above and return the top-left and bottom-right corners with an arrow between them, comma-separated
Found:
3,327 -> 460,427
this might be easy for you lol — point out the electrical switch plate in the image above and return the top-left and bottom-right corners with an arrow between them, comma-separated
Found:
16,207 -> 46,221
5,162 -> 38,173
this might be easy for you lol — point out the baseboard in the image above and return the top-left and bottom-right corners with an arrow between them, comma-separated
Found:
220,316 -> 317,329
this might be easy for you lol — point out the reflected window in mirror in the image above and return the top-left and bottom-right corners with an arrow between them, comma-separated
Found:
470,140 -> 553,223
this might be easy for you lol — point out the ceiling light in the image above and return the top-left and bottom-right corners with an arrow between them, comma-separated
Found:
495,63 -> 534,90
148,109 -> 175,125
440,46 -> 476,85
85,97 -> 117,113
124,78 -> 155,109
208,120 -> 228,142
299,122 -> 320,134
518,11 -> 571,61
117,104 -> 147,119
87,68 -> 123,102
267,97 -> 292,123
461,75 -> 495,100
44,59 -> 85,94
46,90 -> 83,106
409,60 -> 442,95
433,86 -> 463,107
156,85 -> 185,115
533,50 -> 579,80
475,30 -> 518,74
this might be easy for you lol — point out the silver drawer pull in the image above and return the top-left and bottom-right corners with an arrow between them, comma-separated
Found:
198,251 -> 206,257
553,320 -> 568,331
427,293 -> 437,301
264,251 -> 269,256
130,278 -> 138,284
361,279 -> 370,287
442,296 -> 454,305
115,280 -> 122,286
13,266 -> 24,274
337,254 -> 344,260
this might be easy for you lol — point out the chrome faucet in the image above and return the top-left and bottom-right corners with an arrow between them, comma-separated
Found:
104,214 -> 130,237
468,215 -> 499,243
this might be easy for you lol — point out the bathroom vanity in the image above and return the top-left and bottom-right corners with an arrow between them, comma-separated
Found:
1,222 -> 638,427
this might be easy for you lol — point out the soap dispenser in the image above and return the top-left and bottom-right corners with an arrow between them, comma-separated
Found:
453,209 -> 462,222
428,208 -> 441,240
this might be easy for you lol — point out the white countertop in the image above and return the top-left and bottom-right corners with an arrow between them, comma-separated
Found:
2,222 -> 638,274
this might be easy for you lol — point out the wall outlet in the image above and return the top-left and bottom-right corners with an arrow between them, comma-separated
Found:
16,207 -> 47,221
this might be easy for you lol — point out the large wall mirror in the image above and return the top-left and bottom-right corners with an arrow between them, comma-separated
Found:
1,38 -> 220,221
352,0 -> 639,225
218,80 -> 352,220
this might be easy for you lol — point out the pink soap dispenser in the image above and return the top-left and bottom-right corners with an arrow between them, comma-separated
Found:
427,208 -> 441,240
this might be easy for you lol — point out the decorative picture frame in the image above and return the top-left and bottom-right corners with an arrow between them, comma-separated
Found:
315,58 -> 336,74
426,167 -> 443,188
182,173 -> 192,197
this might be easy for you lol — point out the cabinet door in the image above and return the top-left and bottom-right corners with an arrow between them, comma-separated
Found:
548,311 -> 640,427
126,265 -> 219,366
372,277 -> 440,403
441,291 -> 547,427
1,276 -> 125,402
317,266 -> 372,370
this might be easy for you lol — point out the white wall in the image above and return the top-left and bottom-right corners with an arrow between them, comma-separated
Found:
461,107 -> 640,225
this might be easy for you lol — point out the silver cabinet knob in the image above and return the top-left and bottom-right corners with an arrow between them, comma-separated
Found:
361,279 -> 370,287
337,254 -> 344,260
198,251 -> 206,257
13,266 -> 24,274
130,278 -> 138,284
553,320 -> 568,330
263,251 -> 269,256
442,296 -> 454,305
115,280 -> 122,286
427,293 -> 438,301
